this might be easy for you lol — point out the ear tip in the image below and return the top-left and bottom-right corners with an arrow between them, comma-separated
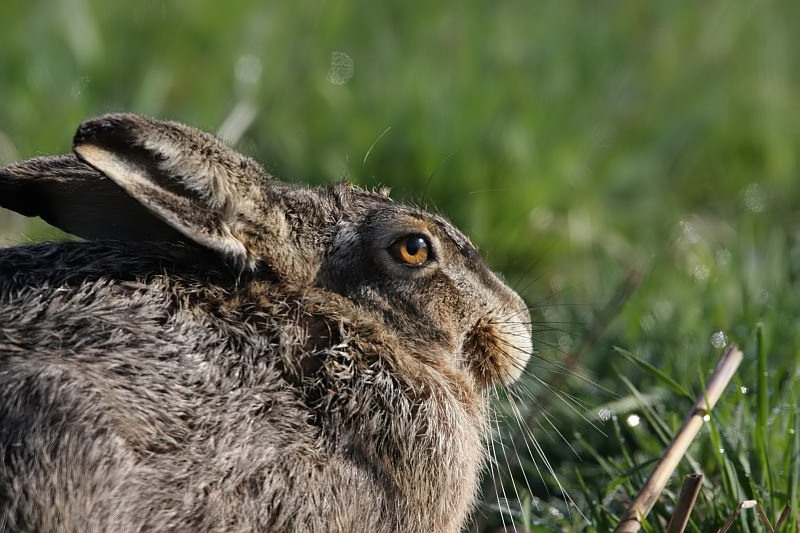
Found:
73,114 -> 138,152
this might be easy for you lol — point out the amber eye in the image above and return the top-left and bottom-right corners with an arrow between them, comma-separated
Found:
389,235 -> 431,266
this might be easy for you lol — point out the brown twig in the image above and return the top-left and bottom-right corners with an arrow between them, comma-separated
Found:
718,501 -> 796,532
666,474 -> 703,533
717,500 -> 773,532
773,503 -> 793,530
614,344 -> 744,532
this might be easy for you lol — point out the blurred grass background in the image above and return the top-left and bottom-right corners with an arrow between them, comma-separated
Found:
1,1 -> 799,530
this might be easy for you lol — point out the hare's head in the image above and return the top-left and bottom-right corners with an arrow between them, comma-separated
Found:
317,186 -> 531,385
0,113 -> 531,387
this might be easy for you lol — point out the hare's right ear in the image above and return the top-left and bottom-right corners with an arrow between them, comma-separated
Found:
71,114 -> 263,267
0,114 -> 259,267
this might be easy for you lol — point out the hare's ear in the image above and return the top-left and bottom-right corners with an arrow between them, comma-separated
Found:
73,114 -> 266,268
0,154 -> 186,242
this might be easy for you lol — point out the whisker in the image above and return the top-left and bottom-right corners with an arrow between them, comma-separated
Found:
502,391 -> 570,515
506,388 -> 588,522
506,243 -> 557,295
493,336 -> 613,397
487,402 -> 515,532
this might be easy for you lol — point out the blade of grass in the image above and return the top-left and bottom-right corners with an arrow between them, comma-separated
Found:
616,372 -> 678,447
614,347 -> 693,402
786,388 -> 799,533
615,372 -> 708,487
754,323 -> 775,518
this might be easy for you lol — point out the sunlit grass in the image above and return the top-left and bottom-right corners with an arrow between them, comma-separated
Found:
2,1 -> 799,530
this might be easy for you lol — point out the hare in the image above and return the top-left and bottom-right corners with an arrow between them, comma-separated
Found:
0,114 -> 532,532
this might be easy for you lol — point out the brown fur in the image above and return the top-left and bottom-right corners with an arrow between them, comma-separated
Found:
0,114 -> 531,532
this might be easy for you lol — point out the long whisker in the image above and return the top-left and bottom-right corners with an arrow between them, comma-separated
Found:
485,396 -> 514,532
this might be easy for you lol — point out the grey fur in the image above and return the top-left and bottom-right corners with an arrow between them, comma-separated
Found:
0,114 -> 532,532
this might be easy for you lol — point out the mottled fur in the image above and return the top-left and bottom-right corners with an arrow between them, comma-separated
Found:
0,115 -> 531,532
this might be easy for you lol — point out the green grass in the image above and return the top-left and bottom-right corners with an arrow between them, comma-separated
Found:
2,1 -> 799,530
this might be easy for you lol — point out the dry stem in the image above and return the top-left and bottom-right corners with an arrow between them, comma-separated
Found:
666,474 -> 703,533
614,344 -> 744,532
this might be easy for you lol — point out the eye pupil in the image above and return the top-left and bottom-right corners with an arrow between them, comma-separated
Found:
389,235 -> 431,266
406,237 -> 424,256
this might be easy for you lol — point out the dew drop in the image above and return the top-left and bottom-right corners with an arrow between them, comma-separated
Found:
710,331 -> 728,349
598,408 -> 612,421
692,264 -> 710,283
741,183 -> 766,213
757,290 -> 773,305
529,206 -> 554,230
626,414 -> 641,427
679,220 -> 700,244
653,300 -> 674,320
639,313 -> 655,332
715,249 -> 732,267
327,51 -> 354,84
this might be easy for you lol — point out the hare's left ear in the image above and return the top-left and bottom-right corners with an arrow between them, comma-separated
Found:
0,153 -> 188,243
73,114 -> 267,269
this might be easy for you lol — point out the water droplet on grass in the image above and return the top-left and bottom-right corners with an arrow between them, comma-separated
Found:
679,219 -> 700,244
741,183 -> 766,212
715,249 -> 731,266
711,331 -> 727,348
328,51 -> 354,84
692,264 -> 710,283
529,206 -> 554,230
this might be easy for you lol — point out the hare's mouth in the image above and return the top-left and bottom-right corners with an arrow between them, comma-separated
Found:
463,308 -> 532,388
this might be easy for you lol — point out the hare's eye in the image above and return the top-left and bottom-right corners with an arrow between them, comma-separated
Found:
389,236 -> 431,267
